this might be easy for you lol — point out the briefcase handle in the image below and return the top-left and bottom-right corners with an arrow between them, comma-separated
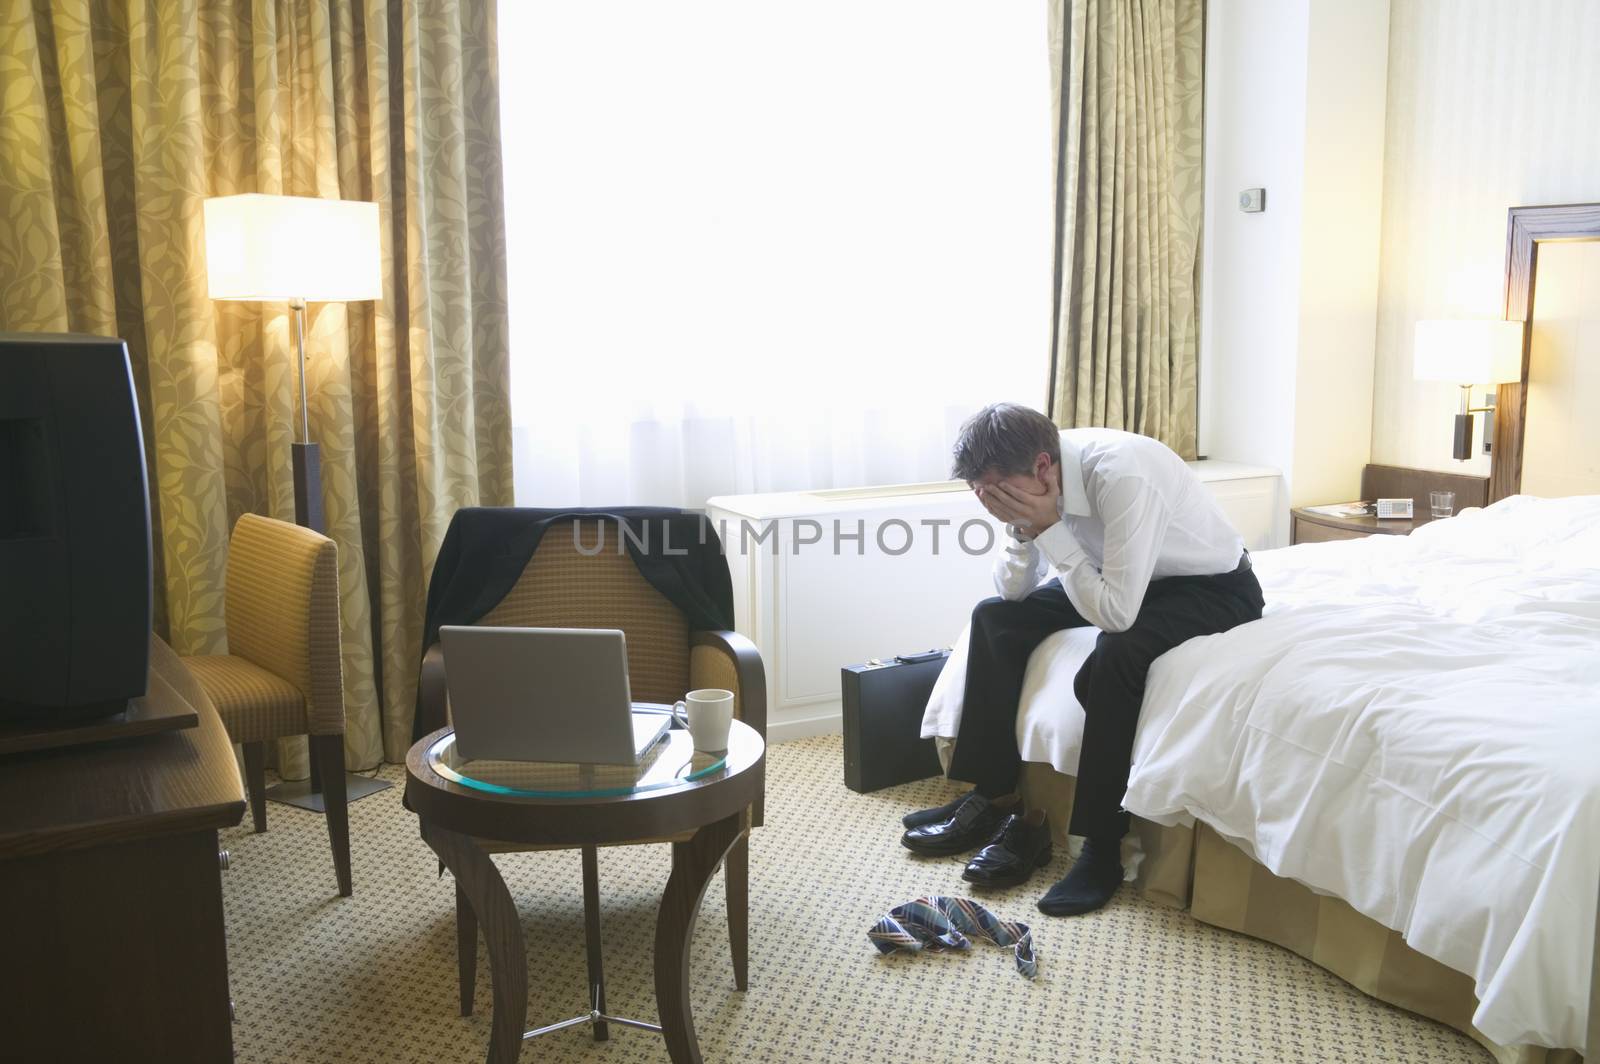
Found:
894,649 -> 947,665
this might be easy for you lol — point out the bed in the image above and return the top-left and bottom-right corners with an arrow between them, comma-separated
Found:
1138,494 -> 1600,1050
923,492 -> 1599,1060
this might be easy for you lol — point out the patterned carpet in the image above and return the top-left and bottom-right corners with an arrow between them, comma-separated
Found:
222,735 -> 1490,1063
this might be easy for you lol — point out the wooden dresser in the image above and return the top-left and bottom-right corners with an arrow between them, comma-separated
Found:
0,636 -> 246,1061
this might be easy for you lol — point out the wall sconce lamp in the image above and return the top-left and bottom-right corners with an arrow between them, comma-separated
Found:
1412,319 -> 1523,461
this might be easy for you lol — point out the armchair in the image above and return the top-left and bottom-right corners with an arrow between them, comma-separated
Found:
415,517 -> 765,1017
182,513 -> 351,897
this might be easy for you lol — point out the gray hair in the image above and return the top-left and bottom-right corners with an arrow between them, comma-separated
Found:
951,403 -> 1061,482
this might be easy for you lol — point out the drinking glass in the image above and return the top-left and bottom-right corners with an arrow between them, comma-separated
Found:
1429,490 -> 1455,519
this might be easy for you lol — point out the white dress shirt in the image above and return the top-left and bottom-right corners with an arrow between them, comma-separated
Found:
992,428 -> 1244,632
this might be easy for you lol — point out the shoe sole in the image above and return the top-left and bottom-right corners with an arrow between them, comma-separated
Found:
901,835 -> 987,857
960,847 -> 1053,888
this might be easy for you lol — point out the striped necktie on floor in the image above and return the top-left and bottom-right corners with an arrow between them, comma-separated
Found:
867,895 -> 1037,978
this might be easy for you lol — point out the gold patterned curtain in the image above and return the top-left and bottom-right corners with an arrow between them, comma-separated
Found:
1047,0 -> 1205,457
0,0 -> 512,770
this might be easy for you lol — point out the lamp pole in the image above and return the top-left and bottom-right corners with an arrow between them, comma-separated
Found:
288,297 -> 324,533
275,295 -> 389,810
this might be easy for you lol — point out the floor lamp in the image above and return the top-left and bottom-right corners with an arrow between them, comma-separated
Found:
203,192 -> 391,810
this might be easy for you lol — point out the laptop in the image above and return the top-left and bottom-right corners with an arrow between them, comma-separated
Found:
440,626 -> 672,764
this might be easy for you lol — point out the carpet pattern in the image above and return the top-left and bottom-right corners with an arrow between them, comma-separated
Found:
222,735 -> 1490,1063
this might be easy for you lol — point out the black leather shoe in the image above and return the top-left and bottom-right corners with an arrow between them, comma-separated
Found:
902,795 -> 967,830
1036,836 -> 1124,916
962,809 -> 1052,888
901,792 -> 1012,856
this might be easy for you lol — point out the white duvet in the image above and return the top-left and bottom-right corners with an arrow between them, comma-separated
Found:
922,495 -> 1600,1051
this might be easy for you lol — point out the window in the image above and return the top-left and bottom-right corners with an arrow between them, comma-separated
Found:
499,0 -> 1050,506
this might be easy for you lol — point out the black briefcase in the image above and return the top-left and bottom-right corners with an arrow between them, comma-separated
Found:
840,649 -> 950,794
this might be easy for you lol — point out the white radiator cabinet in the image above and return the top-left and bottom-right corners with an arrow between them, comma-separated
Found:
706,461 -> 1283,742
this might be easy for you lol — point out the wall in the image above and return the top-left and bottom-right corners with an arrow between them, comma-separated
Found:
1370,0 -> 1600,476
1199,0 -> 1309,492
1290,0 -> 1391,506
1200,0 -> 1391,513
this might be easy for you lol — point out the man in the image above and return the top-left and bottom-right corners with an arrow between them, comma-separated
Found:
902,403 -> 1264,916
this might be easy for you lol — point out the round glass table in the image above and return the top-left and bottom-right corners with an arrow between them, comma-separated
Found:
405,720 -> 765,1064
424,727 -> 728,800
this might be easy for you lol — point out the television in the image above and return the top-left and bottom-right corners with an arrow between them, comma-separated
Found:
0,333 -> 152,723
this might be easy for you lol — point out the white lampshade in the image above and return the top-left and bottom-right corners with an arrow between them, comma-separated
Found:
1412,319 -> 1523,385
203,194 -> 381,303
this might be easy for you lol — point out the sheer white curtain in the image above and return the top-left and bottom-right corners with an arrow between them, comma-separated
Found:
499,1 -> 1051,508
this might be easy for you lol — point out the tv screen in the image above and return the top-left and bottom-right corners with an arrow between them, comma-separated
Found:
0,332 -> 152,721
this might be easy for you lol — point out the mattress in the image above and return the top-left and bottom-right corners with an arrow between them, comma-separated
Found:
922,494 -> 1600,1051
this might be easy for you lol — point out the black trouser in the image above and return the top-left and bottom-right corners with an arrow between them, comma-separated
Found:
947,556 -> 1264,841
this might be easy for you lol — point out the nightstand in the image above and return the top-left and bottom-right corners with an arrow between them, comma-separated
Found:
1290,506 -> 1417,544
1291,464 -> 1493,546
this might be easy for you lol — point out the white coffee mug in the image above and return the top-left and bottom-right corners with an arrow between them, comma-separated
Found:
673,688 -> 735,752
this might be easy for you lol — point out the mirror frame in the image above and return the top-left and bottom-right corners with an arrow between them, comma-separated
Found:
1490,202 -> 1600,501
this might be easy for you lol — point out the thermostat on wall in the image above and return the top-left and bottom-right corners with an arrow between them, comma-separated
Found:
1375,498 -> 1413,519
1238,187 -> 1266,213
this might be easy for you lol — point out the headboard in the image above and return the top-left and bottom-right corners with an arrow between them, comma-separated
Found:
1489,202 -> 1600,502
1360,464 -> 1488,517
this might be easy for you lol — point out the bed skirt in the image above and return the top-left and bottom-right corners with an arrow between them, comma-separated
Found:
1190,823 -> 1582,1064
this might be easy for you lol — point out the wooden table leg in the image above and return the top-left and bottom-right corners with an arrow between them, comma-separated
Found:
725,832 -> 749,991
422,821 -> 526,1064
655,812 -> 745,1063
456,880 -> 478,1016
581,844 -> 608,1041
